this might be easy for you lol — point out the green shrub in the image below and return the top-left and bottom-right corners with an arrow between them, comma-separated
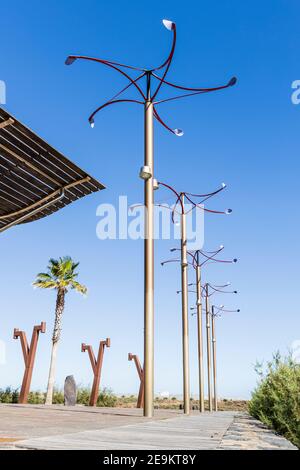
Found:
77,387 -> 90,405
249,352 -> 300,448
0,387 -> 19,403
97,388 -> 117,407
0,385 -> 117,408
52,389 -> 64,404
28,391 -> 44,404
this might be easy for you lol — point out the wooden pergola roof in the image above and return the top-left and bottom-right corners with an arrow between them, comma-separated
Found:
0,108 -> 105,233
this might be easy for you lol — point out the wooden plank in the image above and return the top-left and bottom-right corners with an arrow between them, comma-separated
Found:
0,108 -> 104,190
1,129 -> 86,197
0,108 -> 105,230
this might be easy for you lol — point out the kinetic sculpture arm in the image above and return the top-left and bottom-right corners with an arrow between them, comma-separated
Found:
65,19 -> 237,134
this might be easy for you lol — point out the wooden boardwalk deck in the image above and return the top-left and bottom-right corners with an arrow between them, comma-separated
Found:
0,405 -> 296,450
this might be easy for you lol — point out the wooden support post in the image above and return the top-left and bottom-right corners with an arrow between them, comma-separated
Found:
128,353 -> 144,408
13,322 -> 46,404
82,338 -> 110,407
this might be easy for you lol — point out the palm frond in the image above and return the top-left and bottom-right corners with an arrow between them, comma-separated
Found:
33,280 -> 57,289
35,272 -> 52,280
33,256 -> 87,296
71,280 -> 87,295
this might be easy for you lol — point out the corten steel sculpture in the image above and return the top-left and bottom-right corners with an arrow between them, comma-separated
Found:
128,353 -> 144,408
13,322 -> 46,404
66,19 -> 236,416
81,338 -> 111,406
211,305 -> 240,412
159,181 -> 232,414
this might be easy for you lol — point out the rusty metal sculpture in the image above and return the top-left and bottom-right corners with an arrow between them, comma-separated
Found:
128,353 -> 144,408
81,338 -> 110,406
13,322 -> 46,404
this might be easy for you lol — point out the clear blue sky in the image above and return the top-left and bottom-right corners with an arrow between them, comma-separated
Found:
0,0 -> 299,399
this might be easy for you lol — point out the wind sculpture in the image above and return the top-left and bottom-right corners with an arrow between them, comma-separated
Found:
159,180 -> 235,414
66,18 -> 237,417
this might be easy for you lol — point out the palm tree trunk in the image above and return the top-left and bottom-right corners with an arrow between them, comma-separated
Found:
45,341 -> 59,405
45,288 -> 65,405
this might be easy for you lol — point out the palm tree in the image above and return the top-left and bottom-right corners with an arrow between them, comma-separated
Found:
33,257 -> 87,405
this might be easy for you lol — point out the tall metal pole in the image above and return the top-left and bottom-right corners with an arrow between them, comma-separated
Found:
211,307 -> 218,412
196,252 -> 205,412
144,73 -> 154,417
181,194 -> 190,414
205,284 -> 213,411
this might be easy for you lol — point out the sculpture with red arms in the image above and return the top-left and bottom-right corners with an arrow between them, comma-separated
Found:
65,19 -> 237,134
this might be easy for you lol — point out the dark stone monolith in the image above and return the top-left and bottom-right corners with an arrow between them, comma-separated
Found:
64,375 -> 77,406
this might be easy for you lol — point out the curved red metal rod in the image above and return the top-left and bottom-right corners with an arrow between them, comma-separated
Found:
109,72 -> 146,102
171,249 -> 197,268
153,107 -> 183,137
191,247 -> 224,268
88,99 -> 143,126
201,257 -> 235,267
185,184 -> 227,199
153,83 -> 236,106
200,284 -> 236,298
201,248 -> 226,254
199,250 -> 236,267
189,246 -> 224,261
151,22 -> 177,100
186,202 -> 230,216
210,283 -> 232,288
171,195 -> 183,224
161,258 -> 181,266
157,182 -> 183,212
177,290 -> 197,294
184,188 -> 229,222
198,193 -> 221,206
214,306 -> 240,314
151,20 -> 177,71
157,182 -> 185,226
156,195 -> 182,225
186,184 -> 227,206
65,55 -> 146,100
186,194 -> 224,211
184,187 -> 230,216
152,73 -> 237,93
171,248 -> 195,259
208,285 -> 238,295
184,194 -> 231,215
65,55 -> 146,72
89,72 -> 145,126
153,107 -> 177,135
154,90 -> 208,106
161,259 -> 194,267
